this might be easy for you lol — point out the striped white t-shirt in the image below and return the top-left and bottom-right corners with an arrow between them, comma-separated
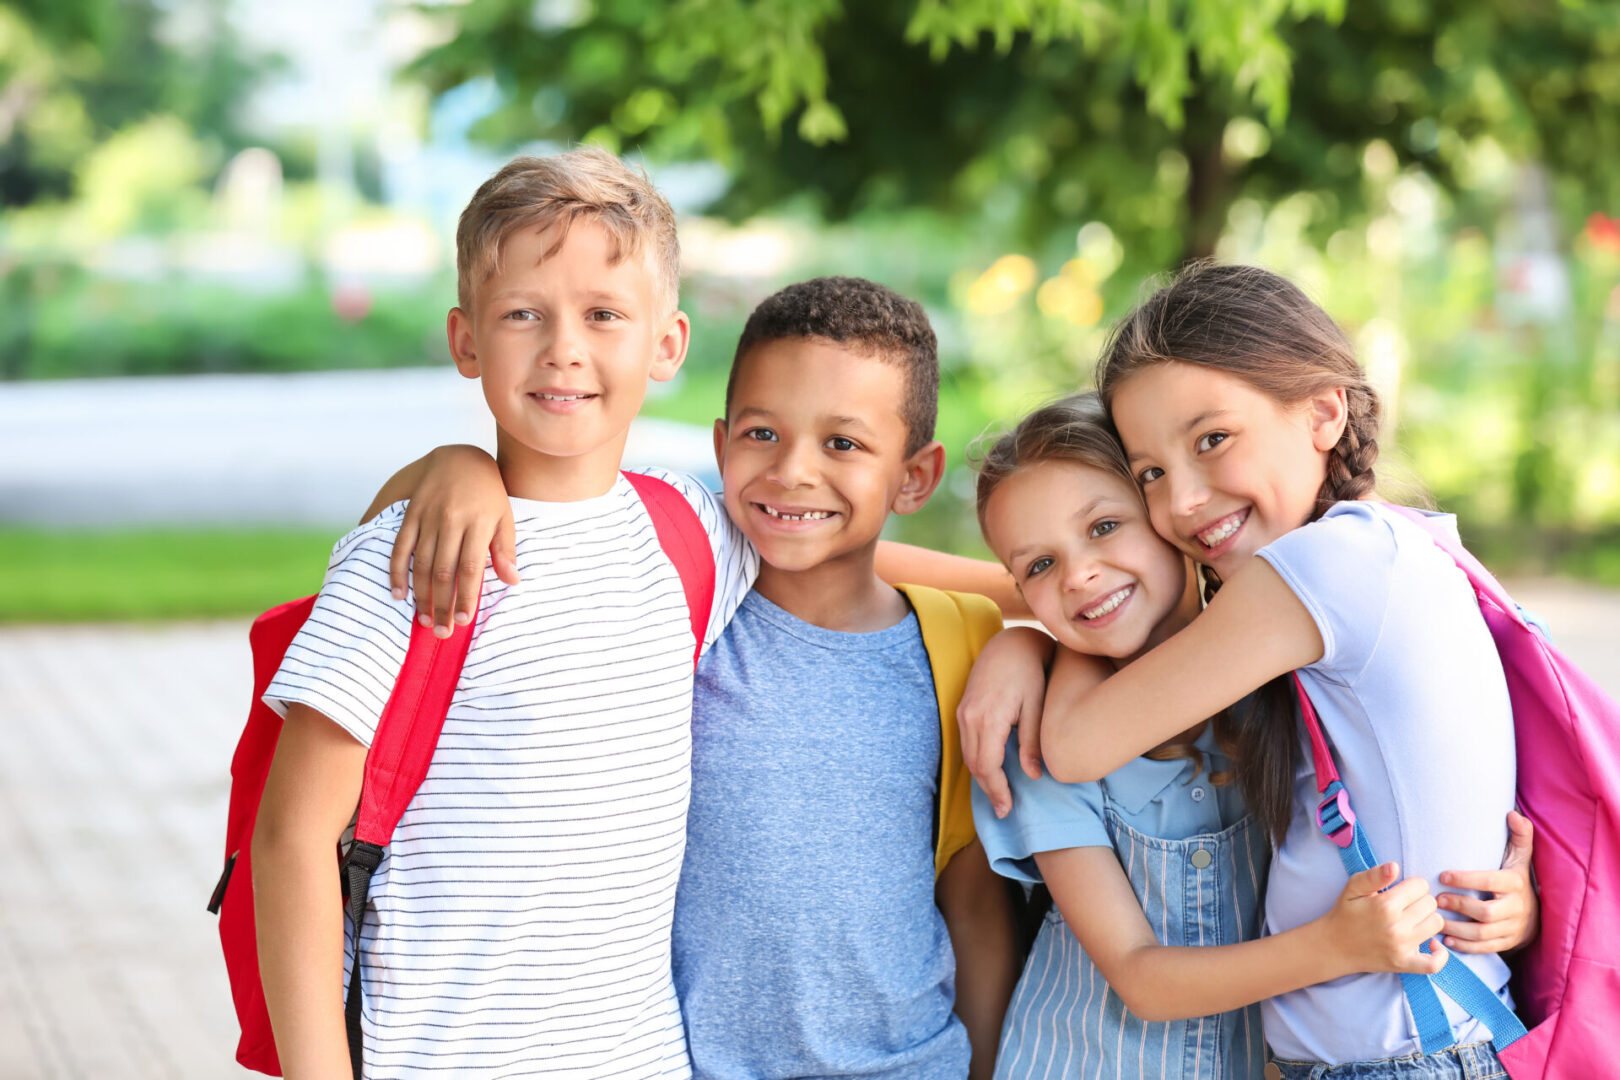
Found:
264,468 -> 756,1080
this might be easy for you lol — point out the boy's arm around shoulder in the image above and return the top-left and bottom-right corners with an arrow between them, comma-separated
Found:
252,705 -> 365,1080
937,838 -> 1020,1080
877,542 -> 1029,619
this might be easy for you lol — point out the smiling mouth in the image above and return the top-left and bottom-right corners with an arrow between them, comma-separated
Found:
530,392 -> 596,402
755,503 -> 837,522
1195,508 -> 1249,549
1077,584 -> 1134,621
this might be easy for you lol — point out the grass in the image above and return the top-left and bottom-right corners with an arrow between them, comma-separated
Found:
0,528 -> 339,623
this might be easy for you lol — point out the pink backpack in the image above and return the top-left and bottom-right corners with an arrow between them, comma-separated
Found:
1296,504 -> 1620,1078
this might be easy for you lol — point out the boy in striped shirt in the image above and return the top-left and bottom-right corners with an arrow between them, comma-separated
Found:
253,148 -> 759,1080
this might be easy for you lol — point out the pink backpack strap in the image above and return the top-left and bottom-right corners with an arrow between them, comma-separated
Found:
1380,504 -> 1529,634
625,471 -> 716,668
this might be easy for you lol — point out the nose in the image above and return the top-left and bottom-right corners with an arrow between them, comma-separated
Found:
1059,552 -> 1101,595
540,319 -> 587,369
766,436 -> 818,489
1166,469 -> 1210,522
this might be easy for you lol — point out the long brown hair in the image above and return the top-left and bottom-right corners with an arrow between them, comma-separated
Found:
1093,262 -> 1382,842
975,391 -> 1233,785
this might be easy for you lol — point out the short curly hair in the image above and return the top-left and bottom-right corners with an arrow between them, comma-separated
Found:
725,276 -> 938,456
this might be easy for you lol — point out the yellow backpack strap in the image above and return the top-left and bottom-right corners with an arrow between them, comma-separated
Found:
896,582 -> 1005,878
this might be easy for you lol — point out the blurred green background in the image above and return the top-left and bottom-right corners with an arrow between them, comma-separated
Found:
4,0 -> 1620,621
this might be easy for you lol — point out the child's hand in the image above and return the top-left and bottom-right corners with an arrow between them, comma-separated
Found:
1435,810 -> 1538,953
958,627 -> 1053,819
390,445 -> 518,637
1322,862 -> 1447,977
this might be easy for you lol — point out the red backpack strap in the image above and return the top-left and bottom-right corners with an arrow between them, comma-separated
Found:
344,592 -> 480,1080
624,471 -> 716,667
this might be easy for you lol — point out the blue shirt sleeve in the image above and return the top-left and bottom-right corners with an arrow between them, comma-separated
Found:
1255,502 -> 1398,684
970,732 -> 1111,884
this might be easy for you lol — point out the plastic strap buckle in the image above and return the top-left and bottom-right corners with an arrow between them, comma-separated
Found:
1316,780 -> 1357,849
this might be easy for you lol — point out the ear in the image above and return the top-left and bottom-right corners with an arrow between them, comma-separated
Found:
1306,385 -> 1349,453
649,309 -> 692,383
447,307 -> 479,380
712,417 -> 728,474
891,440 -> 946,516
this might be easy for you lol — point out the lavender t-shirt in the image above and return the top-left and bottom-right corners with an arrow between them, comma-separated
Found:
1257,502 -> 1516,1064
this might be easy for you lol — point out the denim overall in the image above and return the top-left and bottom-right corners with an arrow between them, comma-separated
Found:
993,803 -> 1271,1080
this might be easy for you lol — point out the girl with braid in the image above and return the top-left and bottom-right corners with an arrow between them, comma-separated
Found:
960,263 -> 1535,1079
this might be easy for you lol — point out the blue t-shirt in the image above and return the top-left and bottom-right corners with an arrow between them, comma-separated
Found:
672,589 -> 970,1080
1257,501 -> 1516,1064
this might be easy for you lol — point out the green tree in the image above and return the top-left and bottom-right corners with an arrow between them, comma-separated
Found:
409,0 -> 1620,262
0,0 -> 269,206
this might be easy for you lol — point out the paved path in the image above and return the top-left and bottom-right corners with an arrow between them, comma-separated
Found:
2,581 -> 1616,1078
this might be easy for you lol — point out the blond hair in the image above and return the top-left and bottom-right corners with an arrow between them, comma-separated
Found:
455,146 -> 680,312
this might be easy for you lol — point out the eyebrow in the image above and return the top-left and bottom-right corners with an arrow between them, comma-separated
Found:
1125,409 -> 1235,463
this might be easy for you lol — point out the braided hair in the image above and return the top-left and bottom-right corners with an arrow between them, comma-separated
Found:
1092,262 -> 1382,843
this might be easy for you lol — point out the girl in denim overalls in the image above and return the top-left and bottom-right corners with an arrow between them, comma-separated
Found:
967,391 -> 1535,1079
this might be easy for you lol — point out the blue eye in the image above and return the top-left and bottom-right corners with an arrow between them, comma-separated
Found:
1196,432 -> 1228,452
1090,519 -> 1119,539
1138,466 -> 1164,485
1026,556 -> 1053,579
826,436 -> 858,452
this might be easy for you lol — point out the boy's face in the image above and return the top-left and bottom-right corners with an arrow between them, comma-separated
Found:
448,220 -> 688,488
715,338 -> 943,574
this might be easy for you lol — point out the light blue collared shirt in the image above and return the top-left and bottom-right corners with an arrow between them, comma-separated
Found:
976,723 -> 1268,1079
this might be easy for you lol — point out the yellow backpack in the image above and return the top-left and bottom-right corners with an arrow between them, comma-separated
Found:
895,583 -> 1005,878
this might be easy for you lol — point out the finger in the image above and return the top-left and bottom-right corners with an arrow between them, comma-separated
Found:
492,515 -> 521,585
1397,891 -> 1439,924
1443,931 -> 1519,954
1376,876 -> 1431,911
454,530 -> 487,627
1411,938 -> 1448,975
391,510 -> 420,602
430,524 -> 464,637
1502,810 -> 1534,869
1436,892 -> 1508,925
1438,869 -> 1513,895
413,531 -> 439,626
1434,917 -> 1491,942
983,766 -> 1013,819
1344,861 -> 1399,899
956,706 -> 980,790
1018,697 -> 1044,781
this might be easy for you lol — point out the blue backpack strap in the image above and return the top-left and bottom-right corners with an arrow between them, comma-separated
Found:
1292,674 -> 1527,1056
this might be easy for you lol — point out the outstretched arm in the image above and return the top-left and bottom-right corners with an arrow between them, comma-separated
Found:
875,543 -> 1029,619
1041,846 -> 1445,1023
937,839 -> 1021,1080
1041,557 -> 1322,784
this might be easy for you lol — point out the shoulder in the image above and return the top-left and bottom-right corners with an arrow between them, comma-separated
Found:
323,502 -> 409,587
972,751 -> 1110,882
624,466 -> 722,520
1259,500 -> 1399,570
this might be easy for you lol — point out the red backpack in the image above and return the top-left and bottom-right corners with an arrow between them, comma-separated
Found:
1295,504 -> 1620,1078
207,472 -> 716,1077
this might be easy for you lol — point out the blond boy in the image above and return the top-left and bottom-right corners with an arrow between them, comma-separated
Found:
252,148 -> 757,1080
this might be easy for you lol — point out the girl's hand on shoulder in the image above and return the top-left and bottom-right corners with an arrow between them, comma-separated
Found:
1321,861 -> 1447,978
391,445 -> 517,637
958,627 -> 1054,818
1436,810 -> 1538,953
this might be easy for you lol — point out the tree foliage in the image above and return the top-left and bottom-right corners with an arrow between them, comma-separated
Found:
0,0 -> 268,206
409,0 -> 1620,261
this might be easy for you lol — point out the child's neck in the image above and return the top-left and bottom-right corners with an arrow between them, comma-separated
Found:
495,431 -> 627,503
752,545 -> 909,633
